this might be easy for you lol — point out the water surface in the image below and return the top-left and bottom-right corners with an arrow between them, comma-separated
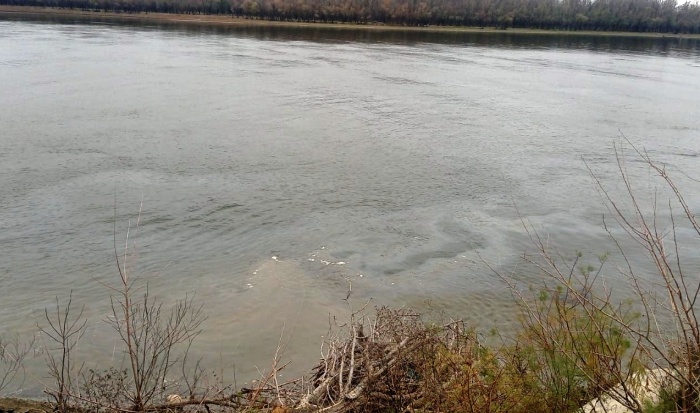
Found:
1,16 -> 700,394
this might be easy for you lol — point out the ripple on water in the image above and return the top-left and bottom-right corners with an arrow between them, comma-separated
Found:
1,19 -> 700,395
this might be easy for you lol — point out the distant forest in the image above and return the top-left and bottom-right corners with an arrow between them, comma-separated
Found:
2,0 -> 700,32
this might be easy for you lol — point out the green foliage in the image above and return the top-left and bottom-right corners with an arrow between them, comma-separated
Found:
338,286 -> 647,413
643,386 -> 680,413
514,285 -> 644,412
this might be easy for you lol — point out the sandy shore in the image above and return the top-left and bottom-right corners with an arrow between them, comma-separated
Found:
2,5 -> 700,38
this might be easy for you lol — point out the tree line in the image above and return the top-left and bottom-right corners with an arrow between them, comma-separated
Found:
2,0 -> 700,32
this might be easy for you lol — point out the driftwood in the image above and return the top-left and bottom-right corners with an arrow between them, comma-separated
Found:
152,307 -> 475,412
295,307 -> 477,413
44,307 -> 479,413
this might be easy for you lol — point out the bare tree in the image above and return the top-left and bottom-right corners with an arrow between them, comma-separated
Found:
0,334 -> 35,396
39,292 -> 87,412
499,140 -> 700,412
103,206 -> 206,411
34,205 -> 209,413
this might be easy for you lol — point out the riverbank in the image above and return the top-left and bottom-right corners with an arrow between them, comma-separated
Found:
0,398 -> 52,413
2,5 -> 700,38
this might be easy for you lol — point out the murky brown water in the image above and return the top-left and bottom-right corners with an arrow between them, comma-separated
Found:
1,15 -> 700,396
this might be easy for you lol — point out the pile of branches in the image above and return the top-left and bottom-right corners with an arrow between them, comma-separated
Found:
295,307 -> 481,412
103,307 -> 482,413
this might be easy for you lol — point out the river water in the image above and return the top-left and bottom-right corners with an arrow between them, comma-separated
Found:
1,15 -> 700,395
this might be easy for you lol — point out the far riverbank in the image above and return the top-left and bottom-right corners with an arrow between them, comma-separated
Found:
2,5 -> 700,38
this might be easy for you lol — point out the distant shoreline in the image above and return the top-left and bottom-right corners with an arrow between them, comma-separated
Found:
2,5 -> 700,38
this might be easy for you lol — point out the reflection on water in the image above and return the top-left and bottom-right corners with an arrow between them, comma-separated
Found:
3,11 -> 700,55
1,14 -> 700,396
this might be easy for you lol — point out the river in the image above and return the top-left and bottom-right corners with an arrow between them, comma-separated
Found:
1,15 -> 700,395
